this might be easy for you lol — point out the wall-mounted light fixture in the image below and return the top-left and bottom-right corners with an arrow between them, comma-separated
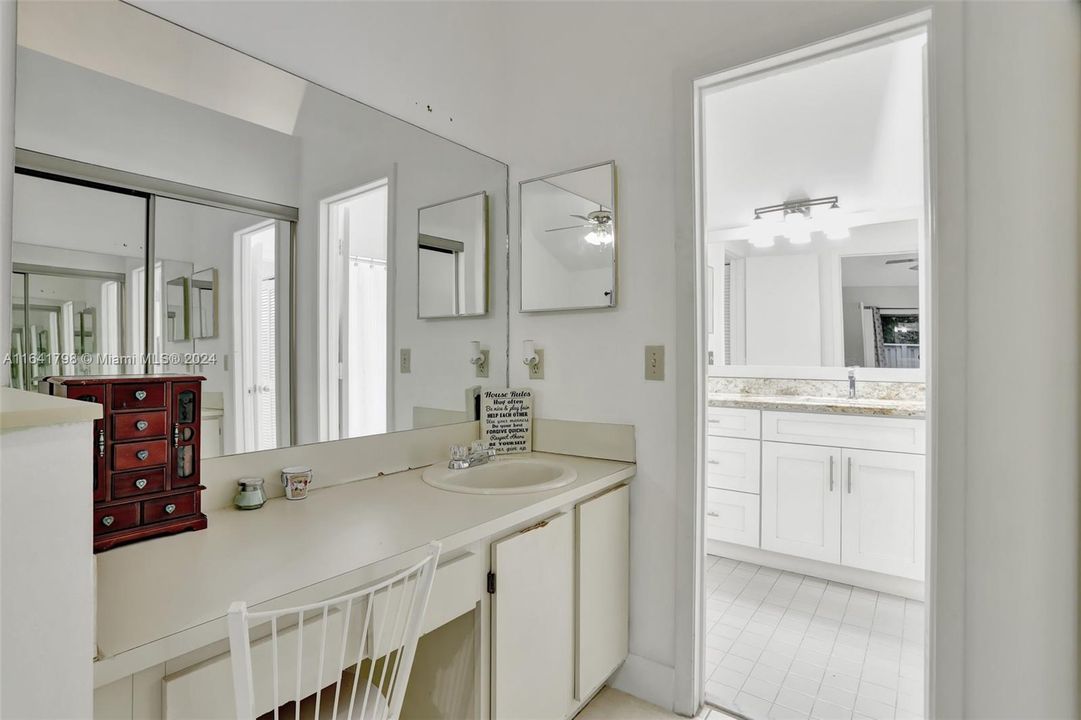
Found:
748,195 -> 851,248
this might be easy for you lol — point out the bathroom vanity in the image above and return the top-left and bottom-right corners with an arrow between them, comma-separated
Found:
92,440 -> 633,720
706,396 -> 926,596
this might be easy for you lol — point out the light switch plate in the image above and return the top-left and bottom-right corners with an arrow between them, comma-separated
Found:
645,345 -> 665,381
400,348 -> 411,374
528,349 -> 545,380
475,349 -> 490,378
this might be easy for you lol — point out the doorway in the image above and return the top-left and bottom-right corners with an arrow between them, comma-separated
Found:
692,15 -> 933,720
320,179 -> 391,441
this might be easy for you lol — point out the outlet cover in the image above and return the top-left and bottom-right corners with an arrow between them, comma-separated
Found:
475,349 -> 490,378
528,348 -> 545,380
400,348 -> 411,374
645,345 -> 665,381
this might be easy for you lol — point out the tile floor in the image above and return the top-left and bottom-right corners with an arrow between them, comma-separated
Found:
576,687 -> 738,720
704,556 -> 925,720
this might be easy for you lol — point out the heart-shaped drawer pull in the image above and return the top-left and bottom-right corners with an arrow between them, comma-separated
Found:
101,515 -> 115,527
135,478 -> 148,490
136,420 -> 149,431
164,504 -> 177,515
136,450 -> 150,461
134,390 -> 147,401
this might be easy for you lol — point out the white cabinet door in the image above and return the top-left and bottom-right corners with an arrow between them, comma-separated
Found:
761,442 -> 841,563
707,436 -> 760,493
492,512 -> 574,720
841,449 -> 926,580
576,486 -> 629,700
706,488 -> 760,547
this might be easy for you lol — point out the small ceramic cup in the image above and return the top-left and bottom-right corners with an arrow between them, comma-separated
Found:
281,466 -> 313,500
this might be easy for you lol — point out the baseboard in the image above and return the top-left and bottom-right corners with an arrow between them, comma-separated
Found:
707,540 -> 925,601
609,653 -> 676,713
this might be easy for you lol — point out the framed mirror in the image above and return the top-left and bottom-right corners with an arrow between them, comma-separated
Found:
520,161 -> 616,312
191,268 -> 219,339
11,0 -> 510,458
417,192 -> 488,318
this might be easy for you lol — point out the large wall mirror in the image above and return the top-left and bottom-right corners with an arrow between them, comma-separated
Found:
520,161 -> 617,312
10,0 -> 509,457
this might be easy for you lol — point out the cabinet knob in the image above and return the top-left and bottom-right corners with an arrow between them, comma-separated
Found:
134,390 -> 147,401
136,420 -> 149,431
136,450 -> 150,461
101,516 -> 114,527
135,478 -> 148,490
164,504 -> 176,515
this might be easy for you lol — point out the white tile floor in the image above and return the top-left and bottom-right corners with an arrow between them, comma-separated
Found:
704,556 -> 925,720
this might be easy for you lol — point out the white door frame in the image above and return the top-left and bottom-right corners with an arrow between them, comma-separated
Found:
686,10 -> 942,717
316,173 -> 395,442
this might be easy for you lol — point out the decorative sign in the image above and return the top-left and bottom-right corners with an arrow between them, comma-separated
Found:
481,389 -> 534,454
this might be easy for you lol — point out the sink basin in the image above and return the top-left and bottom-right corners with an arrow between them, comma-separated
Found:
422,457 -> 577,495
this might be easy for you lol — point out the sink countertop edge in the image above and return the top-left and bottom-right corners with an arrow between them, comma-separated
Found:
709,393 -> 926,419
93,451 -> 634,686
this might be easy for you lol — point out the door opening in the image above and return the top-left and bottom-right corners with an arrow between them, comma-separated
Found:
692,14 -> 933,720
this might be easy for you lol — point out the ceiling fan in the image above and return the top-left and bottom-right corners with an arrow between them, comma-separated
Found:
885,256 -> 919,271
545,209 -> 613,232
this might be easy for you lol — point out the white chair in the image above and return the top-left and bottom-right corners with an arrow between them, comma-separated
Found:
228,542 -> 441,720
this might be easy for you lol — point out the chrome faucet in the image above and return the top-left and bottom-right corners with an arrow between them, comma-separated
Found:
448,440 -> 496,470
848,368 -> 857,399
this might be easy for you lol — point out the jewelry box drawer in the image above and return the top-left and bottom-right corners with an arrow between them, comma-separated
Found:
113,439 -> 169,471
94,503 -> 140,536
112,410 -> 168,441
143,491 -> 198,524
110,467 -> 167,500
111,383 -> 166,411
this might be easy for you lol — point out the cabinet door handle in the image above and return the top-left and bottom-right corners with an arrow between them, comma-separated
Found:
136,450 -> 150,461
707,511 -> 719,518
136,420 -> 149,431
134,390 -> 147,401
708,460 -> 720,466
829,456 -> 835,491
101,515 -> 114,527
98,429 -> 105,458
173,423 -> 180,448
164,503 -> 176,515
134,478 -> 148,490
847,457 -> 853,494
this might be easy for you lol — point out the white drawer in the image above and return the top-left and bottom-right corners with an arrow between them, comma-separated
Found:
762,411 -> 925,454
706,488 -> 760,548
707,407 -> 760,439
707,436 -> 760,494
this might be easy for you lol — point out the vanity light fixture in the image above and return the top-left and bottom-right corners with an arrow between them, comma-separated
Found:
748,195 -> 851,246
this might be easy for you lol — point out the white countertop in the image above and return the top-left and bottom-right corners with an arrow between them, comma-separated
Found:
94,452 -> 634,680
0,387 -> 102,431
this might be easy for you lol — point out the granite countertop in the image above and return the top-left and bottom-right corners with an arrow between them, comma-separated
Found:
710,393 -> 926,418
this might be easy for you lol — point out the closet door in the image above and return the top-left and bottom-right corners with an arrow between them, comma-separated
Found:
841,449 -> 926,580
760,442 -> 841,563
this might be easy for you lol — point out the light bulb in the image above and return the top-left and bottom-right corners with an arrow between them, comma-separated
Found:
748,216 -> 776,248
821,202 -> 850,240
787,227 -> 812,245
785,208 -> 809,227
584,227 -> 612,246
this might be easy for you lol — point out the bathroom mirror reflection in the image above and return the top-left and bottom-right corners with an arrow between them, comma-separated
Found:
520,161 -> 617,312
417,192 -> 488,318
11,0 -> 509,455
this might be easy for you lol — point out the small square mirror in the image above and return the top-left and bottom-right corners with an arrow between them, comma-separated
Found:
191,267 -> 219,339
520,161 -> 616,312
417,192 -> 489,318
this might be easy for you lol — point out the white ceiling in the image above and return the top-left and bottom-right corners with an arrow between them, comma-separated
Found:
701,32 -> 926,232
17,0 -> 307,136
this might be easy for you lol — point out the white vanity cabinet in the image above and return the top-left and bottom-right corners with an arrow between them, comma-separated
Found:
706,408 -> 762,548
491,485 -> 630,720
760,442 -> 842,563
841,449 -> 925,579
